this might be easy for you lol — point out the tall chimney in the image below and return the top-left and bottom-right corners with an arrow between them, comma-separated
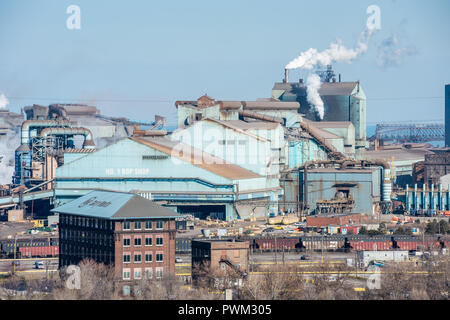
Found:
284,68 -> 289,83
339,74 -> 341,82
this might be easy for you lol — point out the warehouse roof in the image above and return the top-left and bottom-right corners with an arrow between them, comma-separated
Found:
221,120 -> 280,130
131,137 -> 262,180
52,190 -> 178,220
203,118 -> 270,141
310,121 -> 354,129
272,81 -> 359,97
175,97 -> 299,110
243,100 -> 299,110
362,147 -> 433,162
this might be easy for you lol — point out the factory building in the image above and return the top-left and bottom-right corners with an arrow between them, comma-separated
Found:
175,95 -> 301,129
363,143 -> 433,187
191,239 -> 249,283
299,166 -> 382,215
405,183 -> 450,214
54,190 -> 177,283
54,136 -> 282,220
446,84 -> 449,147
423,149 -> 450,185
0,108 -> 23,136
170,118 -> 285,179
357,250 -> 409,268
272,68 -> 367,155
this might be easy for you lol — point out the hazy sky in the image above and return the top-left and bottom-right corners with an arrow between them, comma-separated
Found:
0,0 -> 449,126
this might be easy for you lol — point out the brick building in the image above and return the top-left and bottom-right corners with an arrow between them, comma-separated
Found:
306,213 -> 365,228
423,149 -> 450,185
54,190 -> 178,282
191,239 -> 249,281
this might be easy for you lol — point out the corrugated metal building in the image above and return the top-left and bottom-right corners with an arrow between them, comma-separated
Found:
300,167 -> 382,215
54,136 -> 282,220
272,80 -> 367,154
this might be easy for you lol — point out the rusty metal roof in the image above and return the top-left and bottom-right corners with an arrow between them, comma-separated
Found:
243,100 -> 299,110
311,121 -> 354,129
222,120 -> 280,130
273,81 -> 359,97
131,137 -> 262,180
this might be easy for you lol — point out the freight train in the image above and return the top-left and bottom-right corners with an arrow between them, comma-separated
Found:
175,235 -> 448,254
0,238 -> 59,259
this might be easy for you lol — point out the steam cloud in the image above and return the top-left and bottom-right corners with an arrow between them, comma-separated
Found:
0,93 -> 9,110
286,28 -> 376,119
306,74 -> 324,119
0,131 -> 19,184
377,33 -> 417,68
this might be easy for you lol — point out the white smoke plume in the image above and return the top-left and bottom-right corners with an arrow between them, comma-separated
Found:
306,74 -> 324,119
0,131 -> 20,185
377,33 -> 417,68
0,93 -> 9,110
286,28 -> 376,119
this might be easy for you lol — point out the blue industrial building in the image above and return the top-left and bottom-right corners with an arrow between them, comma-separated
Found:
299,166 -> 382,215
272,73 -> 367,155
54,136 -> 282,220
405,183 -> 450,214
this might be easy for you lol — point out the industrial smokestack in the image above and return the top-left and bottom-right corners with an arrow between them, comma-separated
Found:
339,73 -> 341,82
284,68 -> 289,83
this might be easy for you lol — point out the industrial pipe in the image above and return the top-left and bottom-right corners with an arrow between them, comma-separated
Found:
238,110 -> 284,124
299,122 -> 346,160
21,120 -> 72,145
39,127 -> 95,149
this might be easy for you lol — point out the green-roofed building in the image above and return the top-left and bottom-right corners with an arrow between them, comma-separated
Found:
53,190 -> 178,282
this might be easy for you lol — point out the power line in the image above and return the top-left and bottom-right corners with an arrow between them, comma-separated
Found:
6,97 -> 172,103
4,95 -> 445,103
367,96 -> 444,101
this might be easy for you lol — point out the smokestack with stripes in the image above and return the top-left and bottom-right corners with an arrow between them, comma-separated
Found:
284,68 -> 289,83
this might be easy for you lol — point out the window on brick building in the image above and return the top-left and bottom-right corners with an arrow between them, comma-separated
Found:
134,268 -> 142,280
145,221 -> 153,230
124,237 -> 130,247
134,237 -> 142,247
156,267 -> 163,279
145,268 -> 153,279
123,221 -> 130,230
134,254 -> 142,263
156,221 -> 163,230
156,237 -> 163,246
156,253 -> 163,262
123,253 -> 131,263
134,221 -> 141,230
123,269 -> 131,280
145,254 -> 153,263
145,237 -> 152,246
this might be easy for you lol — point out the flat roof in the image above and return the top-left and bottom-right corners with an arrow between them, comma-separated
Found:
362,147 -> 433,162
308,167 -> 378,173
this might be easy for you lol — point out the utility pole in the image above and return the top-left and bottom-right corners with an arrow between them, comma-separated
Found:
274,235 -> 277,265
321,233 -> 324,264
13,235 -> 17,275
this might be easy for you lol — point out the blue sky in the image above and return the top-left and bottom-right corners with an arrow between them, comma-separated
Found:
0,0 -> 449,126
